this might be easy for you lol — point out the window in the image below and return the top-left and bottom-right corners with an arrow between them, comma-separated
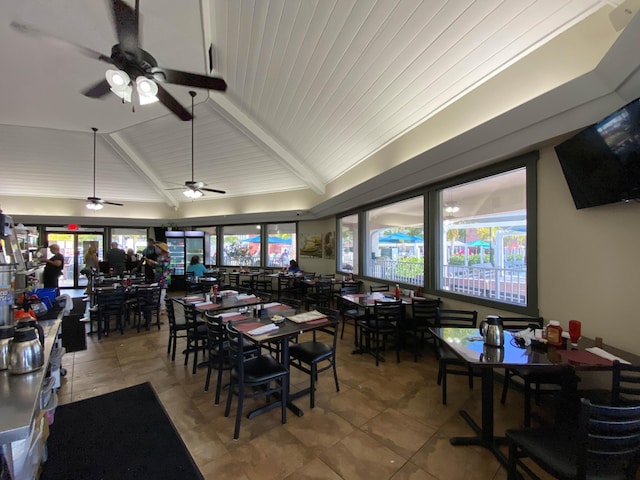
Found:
266,223 -> 297,268
438,167 -> 528,306
364,196 -> 424,285
111,228 -> 147,254
222,225 -> 261,267
338,214 -> 359,274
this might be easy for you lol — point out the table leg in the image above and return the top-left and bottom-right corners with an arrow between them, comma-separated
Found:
449,368 -> 508,466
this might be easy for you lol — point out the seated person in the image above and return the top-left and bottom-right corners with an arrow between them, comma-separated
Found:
288,259 -> 301,274
186,255 -> 207,278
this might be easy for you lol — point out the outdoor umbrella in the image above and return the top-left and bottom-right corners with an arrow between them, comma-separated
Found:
241,235 -> 292,244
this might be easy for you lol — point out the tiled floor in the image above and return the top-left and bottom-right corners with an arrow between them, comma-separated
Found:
56,300 -> 557,480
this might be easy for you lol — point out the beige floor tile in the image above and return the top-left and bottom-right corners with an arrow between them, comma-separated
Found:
54,299 -> 562,480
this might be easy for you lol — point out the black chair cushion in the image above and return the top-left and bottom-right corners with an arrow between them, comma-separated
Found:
289,341 -> 332,363
233,355 -> 288,384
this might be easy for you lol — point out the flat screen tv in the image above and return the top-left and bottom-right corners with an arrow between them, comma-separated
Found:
555,96 -> 640,209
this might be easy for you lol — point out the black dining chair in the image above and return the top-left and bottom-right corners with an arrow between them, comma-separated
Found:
134,285 -> 161,332
611,360 -> 640,406
338,284 -> 366,344
288,307 -> 340,409
95,287 -> 126,338
183,303 -> 207,374
165,297 -> 188,361
358,299 -> 403,366
506,398 -> 640,480
224,322 -> 289,440
304,280 -> 333,310
203,313 -> 231,405
498,316 -> 575,426
435,308 -> 478,404
408,297 -> 441,361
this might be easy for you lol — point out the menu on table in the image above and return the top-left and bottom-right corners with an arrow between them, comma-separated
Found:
287,310 -> 327,324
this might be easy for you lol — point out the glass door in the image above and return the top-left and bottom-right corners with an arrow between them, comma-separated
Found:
46,232 -> 104,289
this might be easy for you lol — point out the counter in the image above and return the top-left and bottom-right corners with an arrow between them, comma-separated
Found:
0,317 -> 61,476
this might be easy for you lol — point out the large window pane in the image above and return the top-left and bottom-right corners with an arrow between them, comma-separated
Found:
439,168 -> 527,306
365,196 -> 424,285
266,223 -> 297,268
222,225 -> 261,267
111,228 -> 147,254
338,214 -> 358,274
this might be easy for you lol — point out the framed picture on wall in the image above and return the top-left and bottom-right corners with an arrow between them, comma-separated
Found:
300,233 -> 322,258
323,231 -> 335,259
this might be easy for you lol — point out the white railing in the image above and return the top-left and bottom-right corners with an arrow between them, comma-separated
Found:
366,259 -> 527,306
441,264 -> 527,305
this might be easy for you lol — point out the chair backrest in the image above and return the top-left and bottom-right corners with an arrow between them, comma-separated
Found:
340,284 -> 359,296
370,284 -> 390,293
435,308 -> 478,328
499,316 -> 543,331
312,281 -> 333,295
373,300 -> 403,324
165,297 -> 176,324
96,287 -> 126,312
204,313 -> 226,355
576,398 -> 640,478
225,322 -> 253,382
612,360 -> 640,407
252,291 -> 273,303
303,272 -> 316,280
319,273 -> 335,280
137,285 -> 161,308
280,297 -> 302,313
182,303 -> 200,327
313,306 -> 340,345
411,298 -> 441,326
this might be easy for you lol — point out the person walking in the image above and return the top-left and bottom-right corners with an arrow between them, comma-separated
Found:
43,244 -> 64,292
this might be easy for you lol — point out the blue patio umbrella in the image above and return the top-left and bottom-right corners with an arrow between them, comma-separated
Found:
379,233 -> 423,243
241,235 -> 292,244
466,240 -> 490,248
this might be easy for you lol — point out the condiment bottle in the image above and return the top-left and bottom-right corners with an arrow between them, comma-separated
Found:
546,320 -> 563,347
395,284 -> 401,300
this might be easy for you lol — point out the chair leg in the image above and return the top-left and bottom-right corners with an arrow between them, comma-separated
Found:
192,340 -> 199,375
524,379 -> 532,427
332,363 -> 340,393
204,359 -> 212,391
167,332 -> 172,355
171,335 -> 177,361
310,364 -> 316,408
501,370 -> 511,404
215,366 -> 225,405
233,393 -> 244,440
340,317 -> 346,339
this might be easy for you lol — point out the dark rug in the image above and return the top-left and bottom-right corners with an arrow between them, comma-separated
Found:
41,382 -> 203,480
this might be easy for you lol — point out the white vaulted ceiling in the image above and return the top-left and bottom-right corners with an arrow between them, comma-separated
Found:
0,0 -> 636,221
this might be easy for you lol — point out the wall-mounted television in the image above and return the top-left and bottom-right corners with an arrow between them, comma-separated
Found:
554,97 -> 640,209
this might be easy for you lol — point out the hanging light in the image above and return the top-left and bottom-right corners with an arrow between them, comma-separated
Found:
105,69 -> 132,102
183,188 -> 203,199
136,76 -> 159,105
183,91 -> 202,199
86,202 -> 103,211
444,203 -> 460,214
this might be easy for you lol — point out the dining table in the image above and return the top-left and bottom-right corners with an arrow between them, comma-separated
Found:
174,291 -> 265,315
429,327 -> 640,466
226,309 -> 337,418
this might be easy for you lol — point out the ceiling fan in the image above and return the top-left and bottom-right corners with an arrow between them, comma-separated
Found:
85,127 -> 124,210
167,91 -> 226,199
10,0 -> 226,121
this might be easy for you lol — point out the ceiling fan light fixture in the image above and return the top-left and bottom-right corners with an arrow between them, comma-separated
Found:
106,69 -> 132,100
86,201 -> 103,211
136,76 -> 159,105
183,188 -> 202,199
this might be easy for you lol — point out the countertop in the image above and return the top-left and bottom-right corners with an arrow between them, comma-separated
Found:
0,318 -> 61,444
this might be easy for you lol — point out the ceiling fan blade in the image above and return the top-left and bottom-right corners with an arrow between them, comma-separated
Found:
201,187 -> 227,194
83,79 -> 112,98
156,84 -> 192,121
10,22 -> 113,64
102,201 -> 124,206
151,67 -> 227,91
111,0 -> 139,56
